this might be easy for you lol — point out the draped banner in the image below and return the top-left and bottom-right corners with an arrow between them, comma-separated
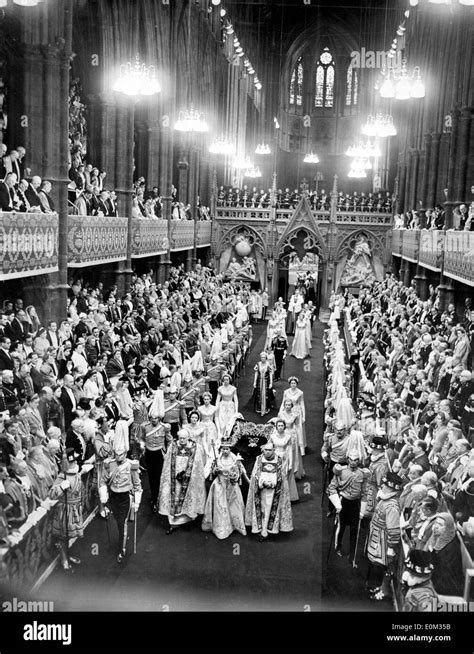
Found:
0,212 -> 58,280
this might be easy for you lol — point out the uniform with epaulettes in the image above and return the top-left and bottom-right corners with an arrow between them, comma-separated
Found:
163,398 -> 187,439
328,461 -> 369,558
102,455 -> 142,560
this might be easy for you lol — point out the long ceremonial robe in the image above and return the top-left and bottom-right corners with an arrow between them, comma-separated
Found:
245,453 -> 293,535
159,440 -> 206,525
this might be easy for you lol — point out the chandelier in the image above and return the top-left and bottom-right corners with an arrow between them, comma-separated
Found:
233,156 -> 254,170
209,135 -> 235,155
378,60 -> 425,99
244,165 -> 262,178
174,105 -> 209,132
255,143 -> 271,155
303,151 -> 320,164
112,54 -> 161,96
361,114 -> 397,137
348,160 -> 368,178
345,141 -> 381,158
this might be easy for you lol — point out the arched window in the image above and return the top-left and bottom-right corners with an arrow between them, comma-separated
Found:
315,48 -> 335,108
345,63 -> 358,106
289,57 -> 303,106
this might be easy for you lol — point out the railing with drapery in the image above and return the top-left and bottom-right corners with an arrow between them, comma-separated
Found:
0,211 -> 58,279
131,218 -> 168,258
391,229 -> 402,256
444,231 -> 474,285
0,464 -> 96,593
196,221 -> 212,247
170,220 -> 196,251
216,207 -> 272,221
67,215 -> 129,267
392,229 -> 474,287
418,230 -> 445,271
401,229 -> 420,263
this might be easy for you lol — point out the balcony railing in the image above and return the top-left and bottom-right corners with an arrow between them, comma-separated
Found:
68,215 -> 129,267
391,230 -> 402,256
170,220 -> 196,251
0,211 -> 58,279
444,231 -> 474,285
132,218 -> 168,258
401,229 -> 420,263
196,221 -> 212,247
217,206 -> 392,225
393,229 -> 474,287
419,230 -> 445,271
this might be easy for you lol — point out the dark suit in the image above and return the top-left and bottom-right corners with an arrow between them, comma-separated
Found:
5,317 -> 29,343
60,387 -> 77,430
65,428 -> 86,467
25,184 -> 43,210
0,181 -> 15,211
0,348 -> 14,371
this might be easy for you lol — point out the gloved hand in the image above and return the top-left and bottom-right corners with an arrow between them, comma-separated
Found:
328,493 -> 342,513
99,485 -> 109,505
60,479 -> 70,491
134,490 -> 142,510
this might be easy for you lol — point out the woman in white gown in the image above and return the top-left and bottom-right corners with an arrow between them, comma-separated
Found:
198,392 -> 220,455
201,439 -> 248,539
291,311 -> 310,359
185,410 -> 211,474
278,399 -> 305,479
215,373 -> 239,438
268,419 -> 299,502
280,377 -> 307,455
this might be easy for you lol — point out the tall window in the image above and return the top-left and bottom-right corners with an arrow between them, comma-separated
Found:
345,63 -> 358,106
315,47 -> 334,108
289,57 -> 303,106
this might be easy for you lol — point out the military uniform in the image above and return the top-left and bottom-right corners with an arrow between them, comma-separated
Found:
328,463 -> 368,558
102,456 -> 142,558
271,334 -> 288,381
366,453 -> 389,518
141,420 -> 172,508
163,399 -> 188,439
366,490 -> 401,590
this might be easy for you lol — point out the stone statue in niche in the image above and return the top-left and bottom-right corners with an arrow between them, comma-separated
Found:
224,255 -> 257,281
340,235 -> 376,287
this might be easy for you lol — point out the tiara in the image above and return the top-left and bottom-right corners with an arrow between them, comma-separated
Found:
288,376 -> 299,384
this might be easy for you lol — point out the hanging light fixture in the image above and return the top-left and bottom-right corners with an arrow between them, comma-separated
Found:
174,105 -> 209,132
245,165 -> 262,178
211,0 -> 221,5
113,54 -> 161,96
13,0 -> 41,5
379,69 -> 395,98
209,135 -> 236,155
348,160 -> 367,178
233,155 -> 253,170
362,114 -> 397,137
303,152 -> 320,164
255,143 -> 271,155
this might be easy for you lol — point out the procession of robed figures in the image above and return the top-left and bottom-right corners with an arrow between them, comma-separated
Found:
154,280 -> 314,542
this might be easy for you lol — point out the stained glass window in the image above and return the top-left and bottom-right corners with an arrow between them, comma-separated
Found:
345,64 -> 358,106
290,57 -> 303,106
314,48 -> 335,108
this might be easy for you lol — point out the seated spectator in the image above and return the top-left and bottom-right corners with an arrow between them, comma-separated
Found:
425,512 -> 464,596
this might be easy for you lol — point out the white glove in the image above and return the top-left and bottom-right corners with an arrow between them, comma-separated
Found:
322,452 -> 328,461
387,547 -> 396,558
329,493 -> 342,512
134,490 -> 142,509
359,501 -> 367,519
60,479 -> 70,491
99,485 -> 109,504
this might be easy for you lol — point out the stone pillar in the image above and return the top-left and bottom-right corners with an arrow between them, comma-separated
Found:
426,133 -> 441,210
455,107 -> 472,202
410,151 -> 420,211
403,261 -> 412,288
438,276 -> 456,312
396,161 -> 406,214
399,258 -> 407,284
414,265 -> 428,300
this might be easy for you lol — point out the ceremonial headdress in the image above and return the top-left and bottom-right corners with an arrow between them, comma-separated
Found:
288,376 -> 299,384
369,436 -> 387,450
404,550 -> 434,577
382,471 -> 403,490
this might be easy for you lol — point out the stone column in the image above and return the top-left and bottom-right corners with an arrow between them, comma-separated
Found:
426,133 -> 441,210
455,106 -> 472,202
414,265 -> 428,300
437,275 -> 456,312
403,261 -> 412,288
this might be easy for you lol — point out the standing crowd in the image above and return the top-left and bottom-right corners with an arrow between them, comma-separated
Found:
323,276 -> 473,610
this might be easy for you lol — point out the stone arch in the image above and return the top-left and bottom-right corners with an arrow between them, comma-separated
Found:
276,226 -> 328,262
334,229 -> 385,261
218,225 -> 267,258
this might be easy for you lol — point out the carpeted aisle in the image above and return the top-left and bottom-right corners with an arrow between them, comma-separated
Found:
40,319 -> 326,612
